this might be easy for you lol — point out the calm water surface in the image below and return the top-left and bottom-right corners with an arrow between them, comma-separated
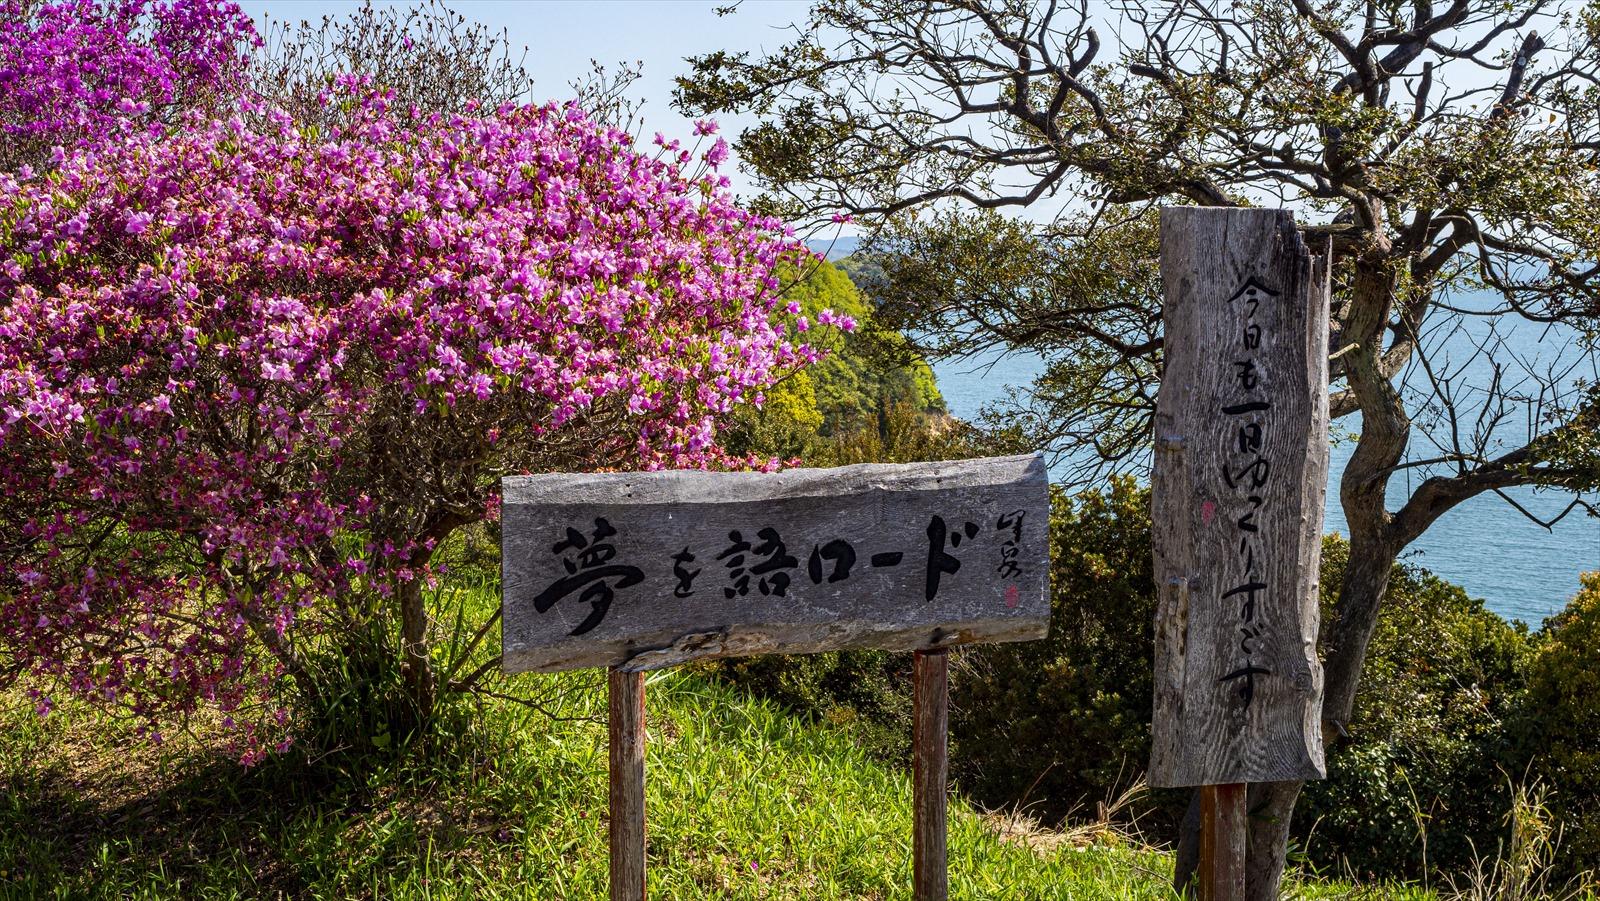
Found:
931,323 -> 1599,625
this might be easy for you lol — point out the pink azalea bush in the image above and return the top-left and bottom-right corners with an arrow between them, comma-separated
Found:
0,0 -> 258,162
0,86 -> 824,759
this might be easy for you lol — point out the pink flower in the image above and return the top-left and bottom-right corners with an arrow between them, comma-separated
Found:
0,0 -> 258,155
705,137 -> 730,168
0,85 -> 824,764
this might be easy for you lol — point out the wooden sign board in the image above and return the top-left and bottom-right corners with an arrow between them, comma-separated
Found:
501,453 -> 1051,674
1150,207 -> 1331,788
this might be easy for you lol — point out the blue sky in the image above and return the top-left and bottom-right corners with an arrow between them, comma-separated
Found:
242,1 -> 813,199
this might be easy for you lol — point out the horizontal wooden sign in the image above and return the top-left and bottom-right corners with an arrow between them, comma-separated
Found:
1150,207 -> 1330,787
501,454 -> 1050,673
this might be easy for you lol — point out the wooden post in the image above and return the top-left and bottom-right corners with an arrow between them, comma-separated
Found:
1150,207 -> 1331,791
912,649 -> 949,901
1198,783 -> 1247,901
608,668 -> 646,901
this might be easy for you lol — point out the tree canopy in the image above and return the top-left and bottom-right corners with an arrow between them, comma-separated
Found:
724,257 -> 946,461
677,1 -> 1600,894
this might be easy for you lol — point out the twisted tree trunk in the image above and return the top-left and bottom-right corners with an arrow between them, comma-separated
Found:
1244,780 -> 1306,899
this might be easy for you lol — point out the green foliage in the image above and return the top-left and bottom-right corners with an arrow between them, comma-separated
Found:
790,258 -> 943,426
1298,538 -> 1536,881
283,525 -> 503,758
1515,571 -> 1600,876
724,258 -> 945,462
805,401 -> 1020,468
694,651 -> 913,765
949,478 -> 1173,826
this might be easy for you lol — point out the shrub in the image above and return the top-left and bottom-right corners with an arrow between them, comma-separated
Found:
0,89 -> 825,760
1297,538 -> 1534,880
950,478 -> 1169,825
1515,571 -> 1600,876
0,0 -> 258,168
700,651 -> 915,764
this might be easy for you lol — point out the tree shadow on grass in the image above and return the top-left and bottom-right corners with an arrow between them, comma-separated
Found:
0,737 -> 531,899
2,751 -> 342,897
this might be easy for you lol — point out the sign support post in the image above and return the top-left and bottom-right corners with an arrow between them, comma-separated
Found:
608,668 -> 646,901
912,648 -> 949,901
1198,783 -> 1247,900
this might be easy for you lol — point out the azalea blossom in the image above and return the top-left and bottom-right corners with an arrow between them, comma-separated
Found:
0,88 -> 826,759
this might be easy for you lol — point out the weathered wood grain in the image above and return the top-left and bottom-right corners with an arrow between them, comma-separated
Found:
1150,207 -> 1330,787
912,649 -> 949,901
501,454 -> 1050,674
1199,783 -> 1247,900
608,669 -> 646,901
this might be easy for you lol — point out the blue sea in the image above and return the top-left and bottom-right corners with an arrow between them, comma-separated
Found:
808,239 -> 1597,623
931,326 -> 1599,626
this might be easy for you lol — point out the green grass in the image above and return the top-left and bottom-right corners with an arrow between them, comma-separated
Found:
0,673 -> 1440,901
0,585 -> 1439,899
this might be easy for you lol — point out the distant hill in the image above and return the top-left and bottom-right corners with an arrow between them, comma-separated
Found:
807,235 -> 861,260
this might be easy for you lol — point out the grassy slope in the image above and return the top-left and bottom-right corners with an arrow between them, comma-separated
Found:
0,670 -> 1434,901
0,581 -> 1435,900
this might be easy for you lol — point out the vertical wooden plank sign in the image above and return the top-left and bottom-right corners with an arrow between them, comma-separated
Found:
502,455 -> 1052,900
1150,208 -> 1332,897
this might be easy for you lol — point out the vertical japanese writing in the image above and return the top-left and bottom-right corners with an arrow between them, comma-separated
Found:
995,509 -> 1026,579
1218,277 -> 1278,707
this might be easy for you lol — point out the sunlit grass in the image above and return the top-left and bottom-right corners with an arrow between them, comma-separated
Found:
0,583 -> 1445,900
